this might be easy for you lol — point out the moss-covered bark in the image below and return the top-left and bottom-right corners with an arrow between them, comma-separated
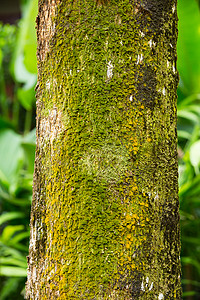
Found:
26,0 -> 182,299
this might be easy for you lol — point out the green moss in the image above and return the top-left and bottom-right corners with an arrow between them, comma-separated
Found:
27,0 -> 181,299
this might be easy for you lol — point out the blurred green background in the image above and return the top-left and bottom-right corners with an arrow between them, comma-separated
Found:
0,0 -> 200,299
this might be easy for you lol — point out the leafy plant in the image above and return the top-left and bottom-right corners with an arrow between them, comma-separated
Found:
0,0 -> 37,299
10,0 -> 37,114
0,128 -> 35,299
177,0 -> 200,298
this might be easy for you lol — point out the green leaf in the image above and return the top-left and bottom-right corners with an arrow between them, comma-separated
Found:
185,105 -> 200,115
17,81 -> 36,110
179,94 -> 200,106
21,128 -> 36,173
177,0 -> 200,94
23,128 -> 36,144
0,277 -> 21,300
182,236 -> 200,245
10,231 -> 30,245
0,118 -> 14,130
0,212 -> 24,226
12,54 -> 36,109
0,129 -> 23,186
190,140 -> 200,174
1,195 -> 31,207
23,0 -> 38,73
179,174 -> 200,197
21,143 -> 36,173
13,53 -> 37,86
0,266 -> 27,277
181,256 -> 200,274
0,257 -> 27,268
0,243 -> 26,259
177,130 -> 191,140
180,210 -> 195,221
182,291 -> 198,297
9,0 -> 38,110
182,279 -> 200,287
177,110 -> 199,123
0,48 -> 3,66
1,225 -> 24,243
184,125 -> 200,153
11,0 -> 38,78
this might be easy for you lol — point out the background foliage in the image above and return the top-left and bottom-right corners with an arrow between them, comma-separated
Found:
0,0 -> 199,299
0,0 -> 37,298
177,0 -> 200,298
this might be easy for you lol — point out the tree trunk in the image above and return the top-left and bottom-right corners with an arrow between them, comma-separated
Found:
26,0 -> 182,299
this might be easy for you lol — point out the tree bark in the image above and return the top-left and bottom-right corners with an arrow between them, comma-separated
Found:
26,0 -> 182,299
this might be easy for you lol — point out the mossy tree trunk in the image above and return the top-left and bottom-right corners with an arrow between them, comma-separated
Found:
26,0 -> 182,299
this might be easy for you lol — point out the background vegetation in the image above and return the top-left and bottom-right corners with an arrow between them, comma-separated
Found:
0,0 -> 199,298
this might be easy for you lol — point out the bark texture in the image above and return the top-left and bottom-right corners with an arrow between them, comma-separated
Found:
26,0 -> 182,299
